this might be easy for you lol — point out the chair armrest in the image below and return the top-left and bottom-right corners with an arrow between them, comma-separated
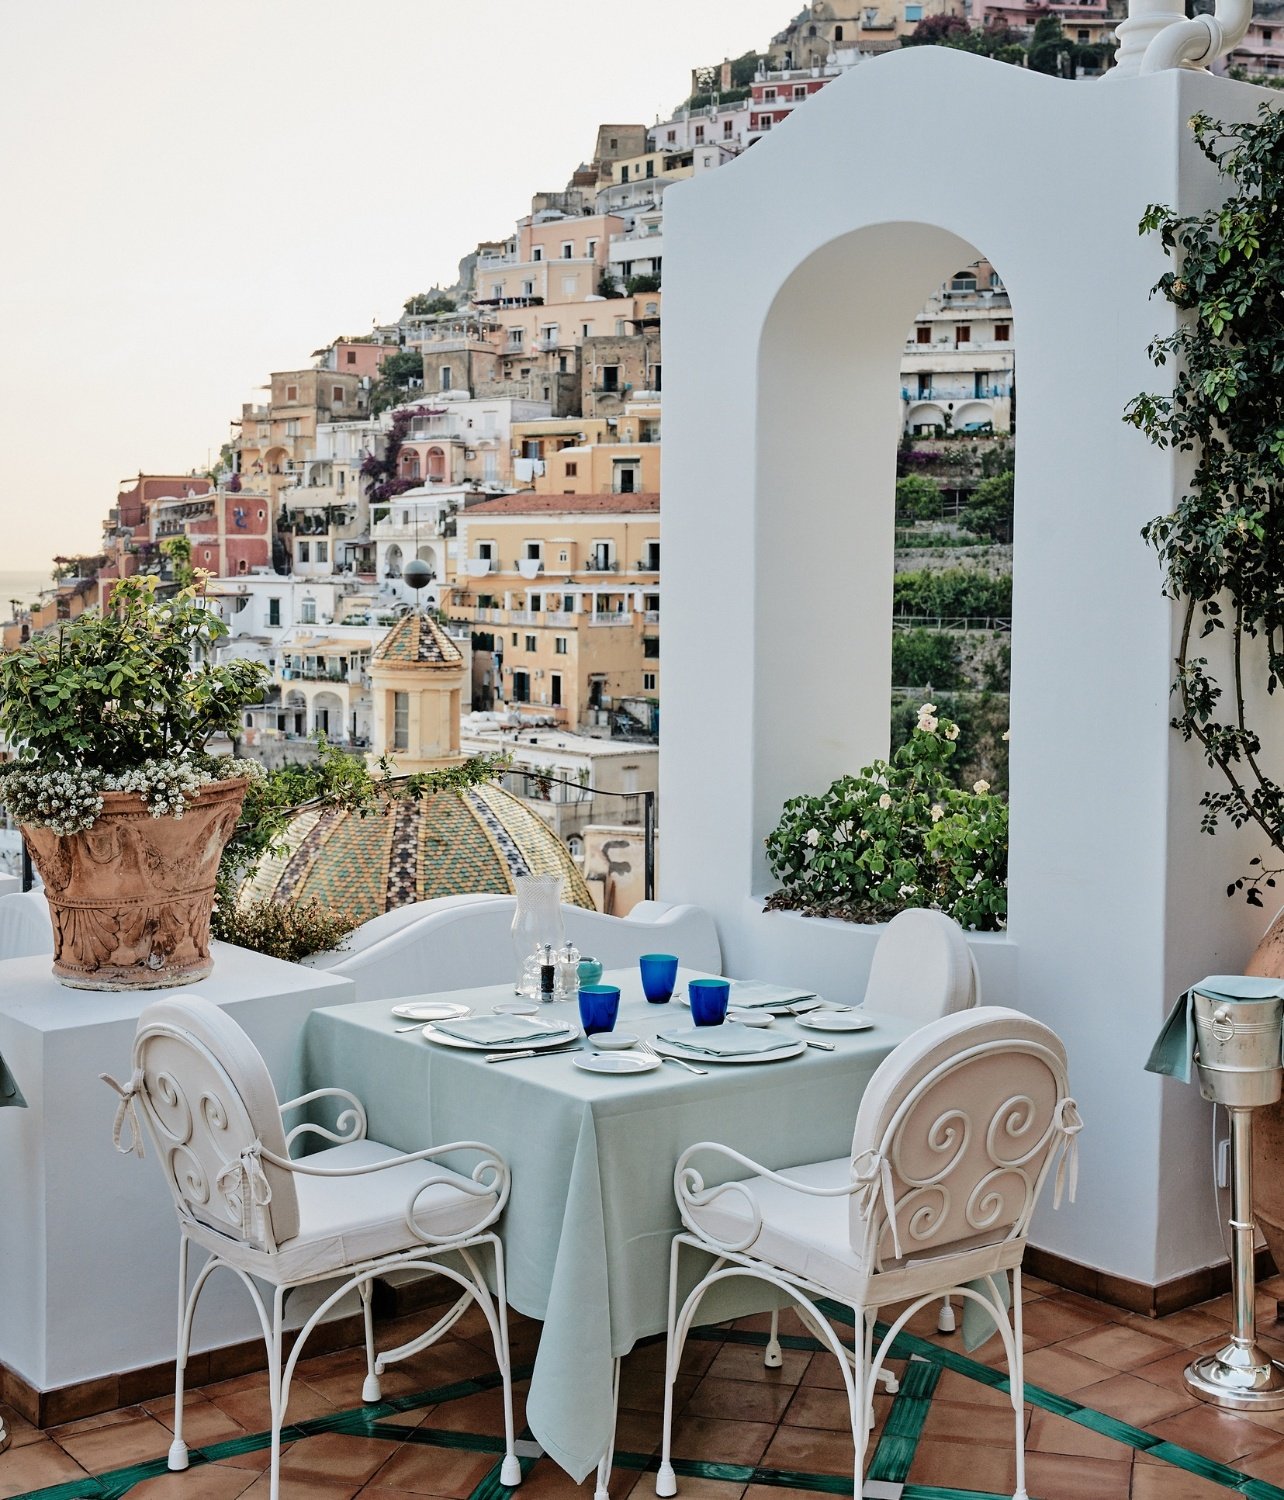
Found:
674,1141 -> 864,1255
278,1088 -> 368,1152
258,1138 -> 510,1243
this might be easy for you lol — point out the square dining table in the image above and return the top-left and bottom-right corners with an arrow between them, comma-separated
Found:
296,968 -> 917,1482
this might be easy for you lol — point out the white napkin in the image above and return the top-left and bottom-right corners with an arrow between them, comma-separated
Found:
433,1015 -> 574,1045
658,1023 -> 788,1057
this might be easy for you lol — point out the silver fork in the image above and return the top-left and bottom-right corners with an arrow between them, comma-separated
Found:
636,1038 -> 707,1075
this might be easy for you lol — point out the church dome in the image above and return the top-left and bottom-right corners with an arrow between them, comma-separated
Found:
241,781 -> 594,925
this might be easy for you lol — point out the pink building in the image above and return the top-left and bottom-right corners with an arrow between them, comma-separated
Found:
187,491 -> 272,577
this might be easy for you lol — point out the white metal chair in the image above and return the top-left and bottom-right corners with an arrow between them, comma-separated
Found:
656,1006 -> 1082,1500
102,995 -> 521,1500
762,907 -> 981,1370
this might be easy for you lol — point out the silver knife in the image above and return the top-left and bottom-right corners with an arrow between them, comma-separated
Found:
804,1039 -> 837,1051
485,1044 -> 581,1063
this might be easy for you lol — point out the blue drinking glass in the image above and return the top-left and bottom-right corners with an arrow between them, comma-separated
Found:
688,978 -> 730,1027
578,984 -> 620,1036
639,952 -> 679,1004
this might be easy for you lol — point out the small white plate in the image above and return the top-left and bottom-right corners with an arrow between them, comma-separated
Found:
727,1008 -> 773,1028
574,1051 -> 660,1075
796,1012 -> 875,1033
493,1000 -> 539,1016
589,1032 -> 640,1050
391,1002 -> 472,1022
422,1022 -> 580,1051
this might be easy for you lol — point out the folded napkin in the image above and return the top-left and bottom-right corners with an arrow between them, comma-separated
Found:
432,1015 -> 574,1046
961,1272 -> 1012,1352
1145,974 -> 1284,1084
725,981 -> 819,1010
0,1050 -> 25,1109
658,1023 -> 789,1057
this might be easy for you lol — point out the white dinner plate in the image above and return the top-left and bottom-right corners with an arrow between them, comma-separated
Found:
574,1051 -> 660,1075
726,1008 -> 773,1028
493,1001 -> 539,1016
796,1012 -> 875,1033
651,1037 -> 806,1066
391,1002 -> 472,1022
590,1032 -> 640,1050
421,1021 -> 580,1051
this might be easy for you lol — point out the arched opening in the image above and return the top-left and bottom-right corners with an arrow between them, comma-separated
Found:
311,689 -> 345,740
386,543 -> 403,579
426,446 -> 447,481
754,222 -> 1015,893
399,448 -> 421,480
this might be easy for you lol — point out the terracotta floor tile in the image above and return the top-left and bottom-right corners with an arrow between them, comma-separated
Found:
705,1342 -> 810,1386
922,1397 -> 1021,1447
932,1367 -> 1013,1407
1144,1305 -> 1231,1345
1129,1338 -> 1223,1396
127,1464 -> 262,1500
144,1391 -> 251,1448
761,1423 -> 862,1477
0,1404 -> 41,1449
907,1436 -> 1017,1491
1025,1408 -> 1125,1461
1064,1371 -> 1197,1426
1021,1342 -> 1116,1395
1057,1322 -> 1183,1372
55,1410 -> 178,1471
0,1437 -> 93,1500
1237,1436 -> 1284,1485
1130,1463 -> 1243,1499
417,1387 -> 520,1437
354,1442 -> 497,1497
685,1375 -> 794,1425
239,1473 -> 361,1500
1148,1402 -> 1282,1464
279,1433 -> 403,1486
205,1377 -> 339,1434
1041,1289 -> 1128,1323
1021,1450 -> 1131,1499
619,1370 -> 697,1416
48,1402 -> 147,1438
1015,1298 -> 1113,1349
623,1477 -> 745,1500
669,1414 -> 774,1467
781,1383 -> 857,1433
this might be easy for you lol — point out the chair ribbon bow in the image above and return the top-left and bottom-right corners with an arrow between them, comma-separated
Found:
100,1070 -> 146,1158
853,1149 -> 903,1261
1052,1097 -> 1083,1209
216,1142 -> 273,1237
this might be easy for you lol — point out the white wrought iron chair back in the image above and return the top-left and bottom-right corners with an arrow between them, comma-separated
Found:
849,1006 -> 1077,1273
121,998 -> 300,1252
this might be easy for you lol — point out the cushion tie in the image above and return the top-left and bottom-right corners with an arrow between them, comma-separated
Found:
216,1142 -> 273,1237
1052,1097 -> 1083,1209
100,1069 -> 146,1159
853,1148 -> 902,1260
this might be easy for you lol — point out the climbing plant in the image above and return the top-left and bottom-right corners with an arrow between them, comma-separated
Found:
1126,105 -> 1284,906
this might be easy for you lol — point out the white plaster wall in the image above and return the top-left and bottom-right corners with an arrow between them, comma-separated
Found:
660,49 -> 1277,1288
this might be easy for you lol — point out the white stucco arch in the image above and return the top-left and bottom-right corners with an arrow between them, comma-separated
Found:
661,48 -> 1278,1292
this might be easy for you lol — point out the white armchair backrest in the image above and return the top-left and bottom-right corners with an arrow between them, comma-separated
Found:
863,909 -> 978,1024
131,996 -> 300,1251
849,1006 -> 1074,1269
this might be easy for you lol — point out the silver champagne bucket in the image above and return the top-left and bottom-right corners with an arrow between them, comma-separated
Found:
1194,987 -> 1284,1107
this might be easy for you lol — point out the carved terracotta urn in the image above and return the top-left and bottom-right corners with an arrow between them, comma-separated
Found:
21,776 -> 248,991
1246,911 -> 1284,1269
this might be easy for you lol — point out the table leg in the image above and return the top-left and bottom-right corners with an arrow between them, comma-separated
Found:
594,1356 -> 621,1500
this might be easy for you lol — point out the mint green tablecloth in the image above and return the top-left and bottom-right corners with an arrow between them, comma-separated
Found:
297,967 -> 914,1482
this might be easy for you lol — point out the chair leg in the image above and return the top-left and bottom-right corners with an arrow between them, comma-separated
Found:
358,1277 -> 381,1403
937,1293 -> 957,1334
268,1286 -> 287,1500
764,1306 -> 783,1368
851,1318 -> 873,1500
484,1239 -> 522,1488
655,1238 -> 682,1498
168,1236 -> 191,1472
1009,1269 -> 1028,1500
594,1356 -> 621,1500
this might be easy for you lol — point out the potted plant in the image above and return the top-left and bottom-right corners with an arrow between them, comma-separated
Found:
1127,103 -> 1284,1264
0,576 -> 268,989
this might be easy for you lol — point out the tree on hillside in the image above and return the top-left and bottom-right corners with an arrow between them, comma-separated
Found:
369,349 -> 425,415
903,14 -> 971,45
403,292 -> 456,316
961,471 -> 1015,543
1028,15 -> 1070,74
895,473 -> 944,523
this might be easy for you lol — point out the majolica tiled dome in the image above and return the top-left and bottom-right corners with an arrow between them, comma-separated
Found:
241,783 -> 594,924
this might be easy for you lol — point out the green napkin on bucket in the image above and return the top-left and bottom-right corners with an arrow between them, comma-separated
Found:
1145,974 -> 1284,1084
0,1051 -> 25,1108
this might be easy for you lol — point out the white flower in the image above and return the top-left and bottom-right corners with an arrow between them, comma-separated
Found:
918,714 -> 938,734
973,780 -> 990,795
944,723 -> 960,741
878,793 -> 892,810
897,883 -> 917,899
1001,729 -> 1011,742
920,703 -> 937,715
930,804 -> 944,822
804,828 -> 821,847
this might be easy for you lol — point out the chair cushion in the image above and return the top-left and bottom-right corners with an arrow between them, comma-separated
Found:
184,1138 -> 499,1283
687,1156 -> 868,1302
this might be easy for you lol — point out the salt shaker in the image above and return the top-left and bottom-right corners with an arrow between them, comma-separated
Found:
557,941 -> 581,1000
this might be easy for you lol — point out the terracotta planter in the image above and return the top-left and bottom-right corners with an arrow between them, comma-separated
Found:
1246,908 -> 1284,1269
22,776 -> 248,991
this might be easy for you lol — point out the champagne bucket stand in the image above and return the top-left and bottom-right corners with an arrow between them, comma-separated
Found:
1187,987 -> 1284,1408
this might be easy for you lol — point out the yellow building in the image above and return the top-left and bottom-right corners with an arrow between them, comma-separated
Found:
449,493 -> 660,734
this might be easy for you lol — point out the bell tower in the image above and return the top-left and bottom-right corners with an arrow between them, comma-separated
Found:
367,611 -> 466,773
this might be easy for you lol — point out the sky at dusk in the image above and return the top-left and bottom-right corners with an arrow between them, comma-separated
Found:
0,0 -> 790,571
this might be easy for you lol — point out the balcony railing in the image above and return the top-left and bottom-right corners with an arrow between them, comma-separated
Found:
586,559 -> 619,572
589,611 -> 633,626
